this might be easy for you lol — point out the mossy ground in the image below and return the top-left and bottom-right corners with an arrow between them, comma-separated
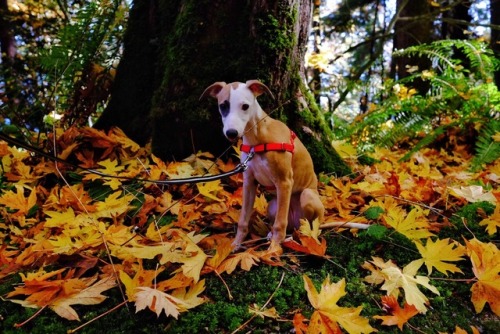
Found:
1,216 -> 498,334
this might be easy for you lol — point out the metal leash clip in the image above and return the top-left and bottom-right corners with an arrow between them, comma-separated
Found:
239,151 -> 255,172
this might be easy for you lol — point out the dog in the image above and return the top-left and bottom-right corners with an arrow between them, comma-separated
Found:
201,80 -> 324,249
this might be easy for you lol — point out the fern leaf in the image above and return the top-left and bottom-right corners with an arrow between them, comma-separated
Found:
471,120 -> 500,171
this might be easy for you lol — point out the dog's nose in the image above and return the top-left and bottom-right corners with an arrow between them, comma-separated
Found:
225,129 -> 239,140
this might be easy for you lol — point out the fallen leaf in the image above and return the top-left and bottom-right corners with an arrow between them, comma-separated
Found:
373,295 -> 419,330
134,281 -> 206,318
449,185 -> 497,203
249,303 -> 280,319
134,287 -> 185,318
465,238 -> 500,316
363,257 -> 440,313
7,270 -> 116,321
217,249 -> 260,274
299,218 -> 322,243
383,206 -> 434,240
479,204 -> 500,236
0,185 -> 37,218
196,180 -> 225,202
292,312 -> 309,334
303,275 -> 376,333
412,238 -> 465,275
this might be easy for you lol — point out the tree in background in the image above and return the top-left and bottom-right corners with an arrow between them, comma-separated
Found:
391,0 -> 434,94
95,0 -> 351,175
307,0 -> 498,114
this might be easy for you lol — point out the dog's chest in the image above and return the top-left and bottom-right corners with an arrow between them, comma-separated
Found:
245,154 -> 275,187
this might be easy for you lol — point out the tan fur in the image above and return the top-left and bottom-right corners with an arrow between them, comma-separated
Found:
201,80 -> 324,249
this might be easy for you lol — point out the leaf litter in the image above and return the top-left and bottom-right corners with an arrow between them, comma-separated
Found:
0,126 -> 498,333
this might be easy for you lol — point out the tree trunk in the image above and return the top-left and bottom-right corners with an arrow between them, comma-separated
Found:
492,0 -> 500,89
95,0 -> 351,175
391,0 -> 434,93
93,0 -> 157,145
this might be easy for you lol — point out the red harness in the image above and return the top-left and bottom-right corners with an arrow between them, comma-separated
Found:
240,131 -> 296,154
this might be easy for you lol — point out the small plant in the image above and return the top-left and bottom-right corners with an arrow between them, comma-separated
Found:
348,40 -> 500,170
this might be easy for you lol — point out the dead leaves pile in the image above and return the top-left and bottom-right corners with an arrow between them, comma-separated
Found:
0,127 -> 498,333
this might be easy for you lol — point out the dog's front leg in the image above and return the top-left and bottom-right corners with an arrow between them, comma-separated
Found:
232,172 -> 257,249
270,177 -> 293,245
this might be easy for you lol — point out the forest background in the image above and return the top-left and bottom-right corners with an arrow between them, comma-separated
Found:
0,0 -> 499,333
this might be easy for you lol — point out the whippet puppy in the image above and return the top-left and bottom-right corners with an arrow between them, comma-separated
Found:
201,80 -> 325,249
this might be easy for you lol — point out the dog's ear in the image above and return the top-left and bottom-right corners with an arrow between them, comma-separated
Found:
200,82 -> 226,100
246,80 -> 275,100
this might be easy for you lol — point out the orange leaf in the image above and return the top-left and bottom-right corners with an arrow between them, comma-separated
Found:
7,270 -> 116,321
465,238 -> 500,316
293,312 -> 309,334
282,233 -> 327,257
203,237 -> 234,273
373,295 -> 419,330
217,249 -> 260,274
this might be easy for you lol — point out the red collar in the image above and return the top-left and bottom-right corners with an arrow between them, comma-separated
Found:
240,131 -> 296,154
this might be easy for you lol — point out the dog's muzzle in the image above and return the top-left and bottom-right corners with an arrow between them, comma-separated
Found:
225,129 -> 239,141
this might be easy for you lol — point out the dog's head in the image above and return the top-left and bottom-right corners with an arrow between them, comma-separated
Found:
200,80 -> 274,141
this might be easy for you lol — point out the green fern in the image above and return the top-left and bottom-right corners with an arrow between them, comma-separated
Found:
349,40 -> 500,172
471,120 -> 500,172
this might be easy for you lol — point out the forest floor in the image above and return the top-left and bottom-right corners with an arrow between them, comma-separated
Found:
0,126 -> 498,333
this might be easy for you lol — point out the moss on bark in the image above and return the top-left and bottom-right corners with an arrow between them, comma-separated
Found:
96,0 -> 351,175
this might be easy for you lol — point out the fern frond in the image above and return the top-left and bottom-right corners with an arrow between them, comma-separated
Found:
399,125 -> 448,161
470,120 -> 500,172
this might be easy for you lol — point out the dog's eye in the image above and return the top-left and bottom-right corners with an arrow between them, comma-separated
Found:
242,104 -> 249,111
219,101 -> 230,117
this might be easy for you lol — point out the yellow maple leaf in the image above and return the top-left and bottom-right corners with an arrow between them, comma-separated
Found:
363,257 -> 440,313
134,281 -> 205,318
83,159 -> 125,190
0,185 -> 37,218
166,161 -> 195,179
465,238 -> 500,316
134,287 -> 186,318
94,191 -> 134,219
167,231 -> 207,282
119,266 -> 163,301
383,206 -> 434,240
299,218 -> 322,244
249,303 -> 280,319
170,279 -> 206,310
303,275 -> 376,334
479,204 -> 500,236
196,180 -> 224,202
412,238 -> 466,275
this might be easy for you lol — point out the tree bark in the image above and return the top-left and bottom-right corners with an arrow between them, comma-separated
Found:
95,0 -> 351,175
93,0 -> 158,145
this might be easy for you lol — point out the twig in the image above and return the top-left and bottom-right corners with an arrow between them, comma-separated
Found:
230,271 -> 286,334
214,270 -> 233,300
67,300 -> 128,333
14,305 -> 47,328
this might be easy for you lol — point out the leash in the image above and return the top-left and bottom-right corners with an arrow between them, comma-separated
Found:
0,98 -> 291,185
0,130 -> 254,185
